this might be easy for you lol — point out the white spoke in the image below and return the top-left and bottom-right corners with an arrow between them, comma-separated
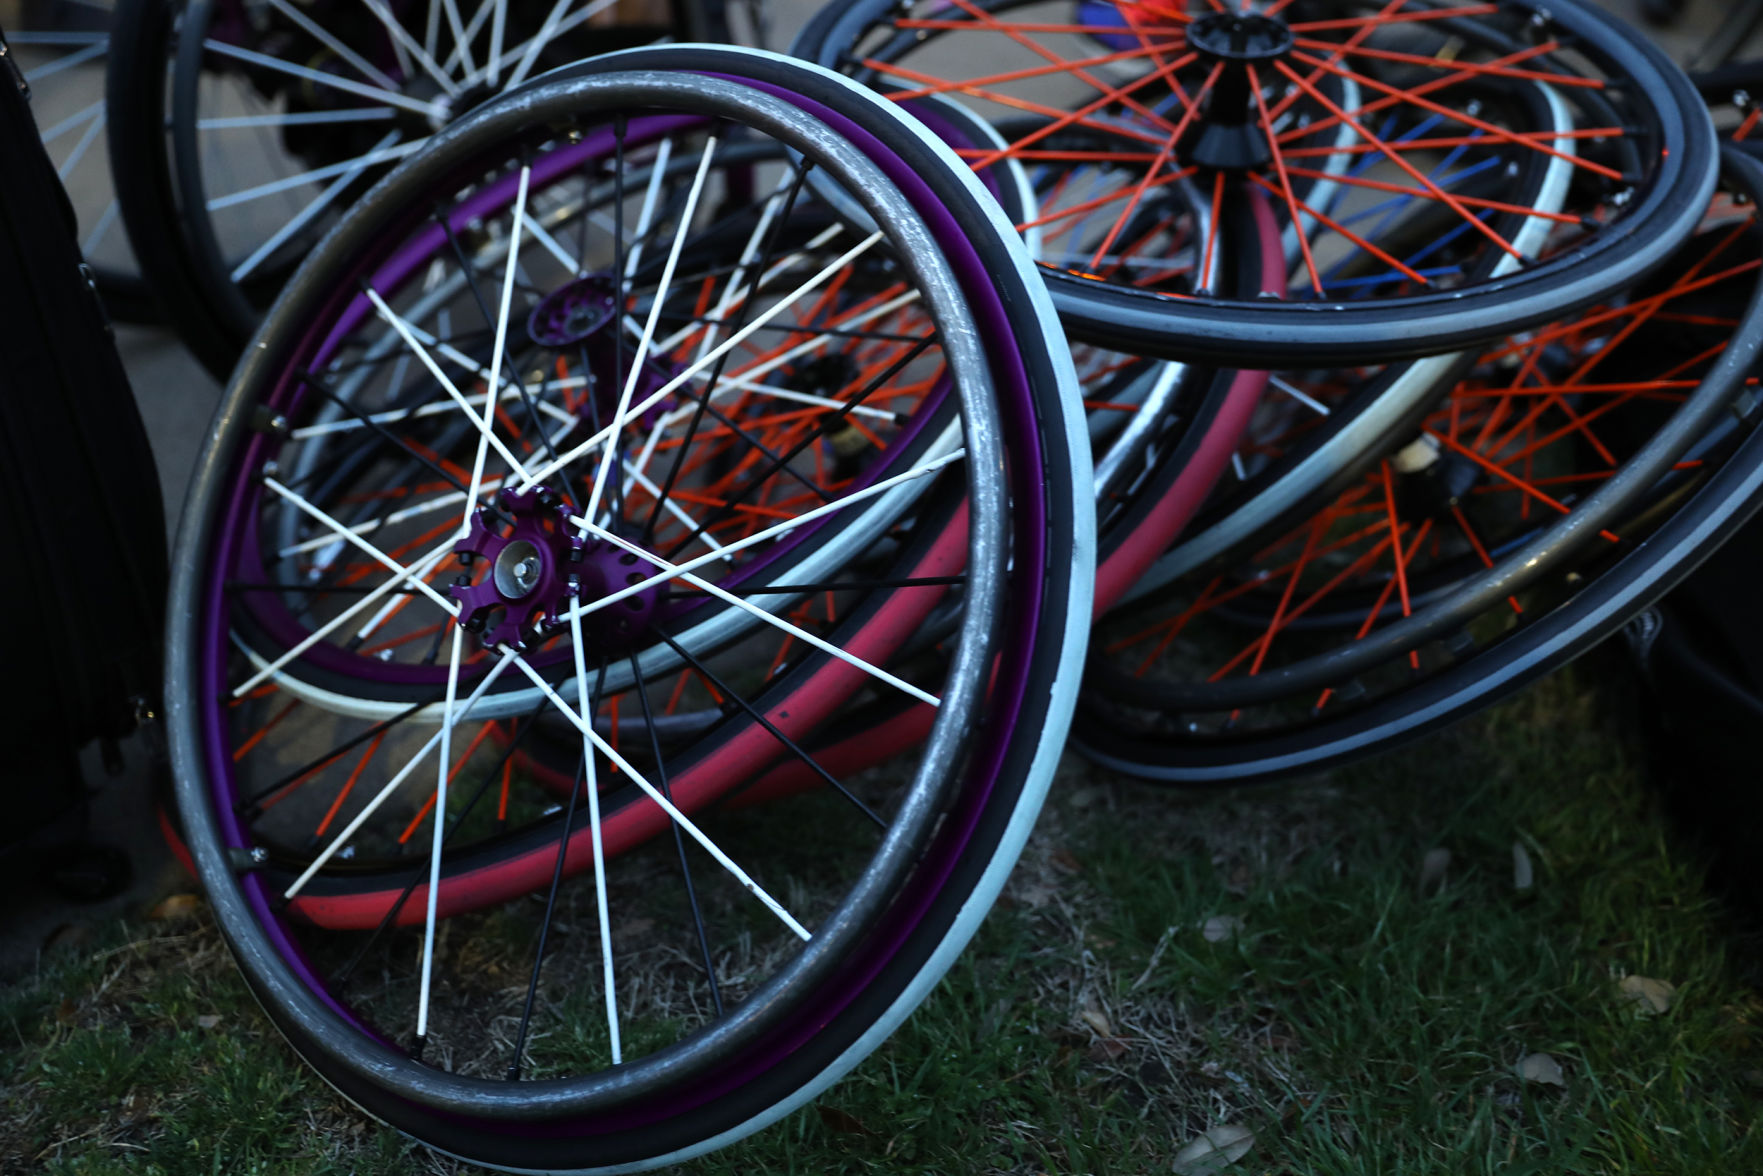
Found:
684,290 -> 922,406
364,288 -> 535,484
440,0 -> 479,75
353,547 -> 453,644
56,108 -> 105,182
282,648 -> 518,899
486,0 -> 507,87
276,477 -> 505,558
1268,375 -> 1331,416
461,0 -> 600,86
523,213 -> 578,275
567,609 -> 621,1063
287,386 -> 564,440
652,222 -> 845,357
416,625 -> 466,1040
263,477 -> 462,617
442,0 -> 492,75
674,367 -> 899,421
619,460 -> 729,558
509,0 -> 619,88
22,39 -> 105,83
81,198 -> 121,256
583,136 -> 717,528
517,231 -> 886,493
582,524 -> 941,707
198,107 -> 397,130
564,448 -> 966,625
507,654 -> 811,941
39,98 -> 102,144
202,40 -> 448,120
268,0 -> 402,90
622,139 -> 675,282
233,131 -> 402,281
361,0 -> 459,93
231,538 -> 456,699
508,0 -> 580,90
207,138 -> 426,211
691,168 -> 797,365
462,165 -> 530,530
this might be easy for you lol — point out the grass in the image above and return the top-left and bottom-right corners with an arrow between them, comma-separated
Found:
3,662 -> 1759,1174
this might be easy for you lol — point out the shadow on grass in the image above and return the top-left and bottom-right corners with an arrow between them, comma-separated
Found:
3,663 -> 1758,1174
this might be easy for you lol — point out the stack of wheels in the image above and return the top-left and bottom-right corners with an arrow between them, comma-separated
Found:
103,0 -> 735,379
8,0 -> 156,320
163,47 -> 1093,1170
141,0 -> 1763,1167
789,1 -> 1763,779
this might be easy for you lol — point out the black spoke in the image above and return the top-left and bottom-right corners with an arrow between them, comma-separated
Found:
654,627 -> 885,829
640,159 -> 817,547
240,692 -> 437,815
334,705 -> 551,988
628,651 -> 723,1018
660,334 -> 937,562
509,658 -> 609,1079
435,204 -> 560,465
662,573 -> 967,598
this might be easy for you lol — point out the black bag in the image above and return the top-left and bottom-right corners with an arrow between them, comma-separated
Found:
1627,518 -> 1763,916
0,26 -> 167,857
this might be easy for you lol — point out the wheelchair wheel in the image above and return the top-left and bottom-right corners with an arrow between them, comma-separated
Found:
164,50 -> 1092,1171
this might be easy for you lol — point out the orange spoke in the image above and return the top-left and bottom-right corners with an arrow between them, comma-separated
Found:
1286,5 -> 1499,33
1292,36 -> 1602,88
1284,49 -> 1623,183
1273,58 -> 1525,261
1248,64 -> 1327,294
1451,505 -> 1523,615
315,730 -> 387,839
1424,427 -> 1620,543
1245,170 -> 1430,286
1090,61 -> 1224,269
234,698 -> 301,763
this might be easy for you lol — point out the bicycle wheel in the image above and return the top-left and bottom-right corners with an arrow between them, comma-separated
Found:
165,49 -> 1091,1171
1074,146 -> 1763,783
104,0 -> 722,379
792,0 -> 1717,365
8,0 -> 155,320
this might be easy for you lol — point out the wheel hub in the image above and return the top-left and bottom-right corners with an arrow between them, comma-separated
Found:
449,487 -> 665,650
1182,13 -> 1295,172
1185,12 -> 1294,65
528,274 -> 676,430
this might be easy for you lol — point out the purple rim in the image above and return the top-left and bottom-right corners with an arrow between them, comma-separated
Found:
198,70 -> 1057,1128
230,119 -> 957,688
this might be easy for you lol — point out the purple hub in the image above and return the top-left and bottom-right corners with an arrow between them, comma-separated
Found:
576,543 -> 664,647
448,486 -> 665,651
527,273 -> 675,431
450,487 -> 582,650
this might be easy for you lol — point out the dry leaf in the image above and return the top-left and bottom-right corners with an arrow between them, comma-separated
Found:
817,1106 -> 874,1136
1201,915 -> 1243,943
1512,842 -> 1534,891
1050,849 -> 1083,874
1619,975 -> 1676,1016
1172,1124 -> 1255,1174
1517,1052 -> 1564,1086
55,999 -> 78,1025
1419,847 -> 1451,891
197,1014 -> 222,1030
1080,1004 -> 1115,1038
40,923 -> 89,956
1086,1037 -> 1131,1063
148,894 -> 203,922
